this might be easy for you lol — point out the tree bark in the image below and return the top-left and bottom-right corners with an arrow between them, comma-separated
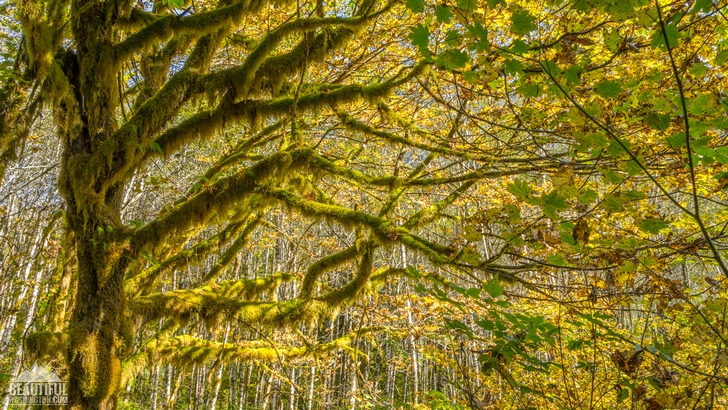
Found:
62,2 -> 129,408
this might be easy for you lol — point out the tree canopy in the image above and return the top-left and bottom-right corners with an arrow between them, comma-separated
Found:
1,0 -> 728,409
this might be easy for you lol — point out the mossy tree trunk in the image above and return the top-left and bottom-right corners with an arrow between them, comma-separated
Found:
60,2 -> 130,408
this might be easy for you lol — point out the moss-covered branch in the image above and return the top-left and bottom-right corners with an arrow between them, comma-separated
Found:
199,215 -> 262,285
301,241 -> 368,298
321,241 -> 375,305
122,326 -> 385,382
124,217 -> 249,297
257,186 -> 452,263
199,14 -> 377,99
129,289 -> 329,329
131,152 -> 291,253
93,9 -> 395,198
114,1 -> 262,62
291,148 -> 399,187
151,61 -> 428,171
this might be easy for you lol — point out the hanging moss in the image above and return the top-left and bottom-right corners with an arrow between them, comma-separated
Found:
25,332 -> 70,365
131,276 -> 323,330
320,242 -> 375,306
142,326 -> 386,369
115,1 -> 257,61
131,151 -> 292,254
199,216 -> 262,284
125,216 -> 251,297
301,243 -> 362,298
153,60 -> 427,166
291,148 -> 400,187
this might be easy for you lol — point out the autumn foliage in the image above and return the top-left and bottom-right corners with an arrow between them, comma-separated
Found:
1,0 -> 728,409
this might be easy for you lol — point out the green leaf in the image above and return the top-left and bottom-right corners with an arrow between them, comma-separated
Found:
406,0 -> 425,13
603,28 -> 621,52
487,0 -> 505,7
507,179 -> 532,199
564,65 -> 583,85
408,24 -> 430,56
463,70 -> 480,85
151,142 -> 163,154
510,39 -> 529,55
694,0 -> 712,13
651,24 -> 681,50
690,63 -> 708,77
546,254 -> 566,266
578,189 -> 598,204
541,60 -> 560,76
504,204 -> 521,223
616,386 -> 629,403
624,160 -> 642,176
435,5 -> 454,23
596,80 -> 623,99
667,132 -> 686,149
504,231 -> 525,246
466,22 -> 490,52
167,0 -> 184,7
484,275 -> 504,298
542,190 -> 567,210
639,218 -> 669,234
584,100 -> 601,117
644,112 -> 671,130
518,84 -> 540,97
511,10 -> 538,35
717,48 -> 728,65
560,231 -> 576,245
476,319 -> 495,330
601,193 -> 625,212
407,265 -> 421,279
503,59 -> 523,75
436,50 -> 470,70
457,0 -> 476,12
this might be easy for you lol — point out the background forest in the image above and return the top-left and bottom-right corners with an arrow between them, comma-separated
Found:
1,0 -> 728,408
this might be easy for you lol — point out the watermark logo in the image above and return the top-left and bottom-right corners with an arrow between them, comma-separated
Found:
8,362 -> 68,406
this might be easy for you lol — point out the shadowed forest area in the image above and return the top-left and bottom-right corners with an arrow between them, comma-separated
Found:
1,0 -> 728,408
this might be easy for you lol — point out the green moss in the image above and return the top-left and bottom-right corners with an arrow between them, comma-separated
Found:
115,1 -> 259,61
25,331 -> 70,364
125,217 -> 249,297
131,276 -> 316,329
132,152 -> 292,253
143,326 -> 386,368
199,216 -> 262,284
301,243 -> 361,298
321,242 -> 374,305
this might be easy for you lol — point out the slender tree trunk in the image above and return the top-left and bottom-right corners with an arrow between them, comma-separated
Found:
289,367 -> 296,410
209,323 -> 230,410
349,359 -> 358,410
308,365 -> 316,410
2,234 -> 47,410
261,371 -> 274,410
401,244 -> 419,404
151,365 -> 159,410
